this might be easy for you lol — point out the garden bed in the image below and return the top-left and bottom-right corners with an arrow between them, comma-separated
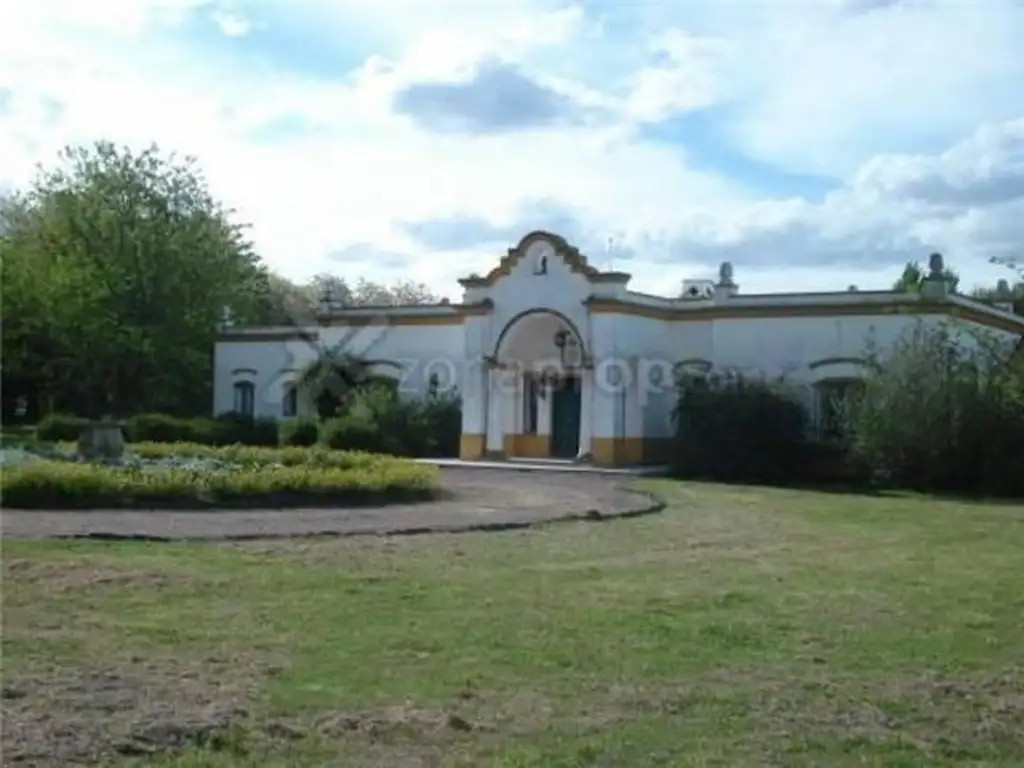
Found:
0,442 -> 441,510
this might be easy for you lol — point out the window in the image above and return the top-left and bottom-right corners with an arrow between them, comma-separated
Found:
816,379 -> 862,442
282,384 -> 298,418
523,374 -> 539,434
232,381 -> 255,416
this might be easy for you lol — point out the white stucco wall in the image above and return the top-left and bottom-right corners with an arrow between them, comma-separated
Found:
213,333 -> 317,419
582,308 -> 1023,442
214,321 -> 465,419
213,232 -> 1024,456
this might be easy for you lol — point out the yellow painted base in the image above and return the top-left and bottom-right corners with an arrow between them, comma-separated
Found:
503,433 -> 551,458
459,433 -> 486,460
463,433 -> 672,466
591,437 -> 673,466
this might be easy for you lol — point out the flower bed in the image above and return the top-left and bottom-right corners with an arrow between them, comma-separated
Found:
1,442 -> 441,510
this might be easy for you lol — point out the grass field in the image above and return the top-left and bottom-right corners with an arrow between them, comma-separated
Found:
3,480 -> 1023,767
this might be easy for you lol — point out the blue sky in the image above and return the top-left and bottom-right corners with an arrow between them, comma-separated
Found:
2,0 -> 1023,297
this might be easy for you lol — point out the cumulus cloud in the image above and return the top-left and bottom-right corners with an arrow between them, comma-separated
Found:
393,58 -> 597,134
0,0 -> 1022,298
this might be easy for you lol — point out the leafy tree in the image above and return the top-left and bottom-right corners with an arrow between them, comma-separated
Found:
263,274 -> 440,325
842,322 -> 1024,496
991,254 -> 1023,280
1,141 -> 271,418
297,346 -> 401,418
970,281 -> 1024,316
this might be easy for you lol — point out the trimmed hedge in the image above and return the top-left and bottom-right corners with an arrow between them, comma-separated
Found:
672,371 -> 816,485
127,412 -> 279,446
278,417 -> 318,446
2,445 -> 441,509
36,412 -> 283,446
34,387 -> 462,457
36,413 -> 90,442
123,441 -> 389,470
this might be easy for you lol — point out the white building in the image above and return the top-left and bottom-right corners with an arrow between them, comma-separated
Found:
214,231 -> 1024,466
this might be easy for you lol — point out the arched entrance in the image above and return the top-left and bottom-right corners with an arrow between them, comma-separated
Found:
491,309 -> 589,460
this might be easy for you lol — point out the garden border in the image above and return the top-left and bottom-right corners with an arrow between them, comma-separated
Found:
2,472 -> 666,542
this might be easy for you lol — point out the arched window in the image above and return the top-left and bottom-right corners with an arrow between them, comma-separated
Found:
282,384 -> 298,418
232,381 -> 255,416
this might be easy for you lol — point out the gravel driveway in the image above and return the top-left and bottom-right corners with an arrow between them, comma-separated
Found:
1,468 -> 662,540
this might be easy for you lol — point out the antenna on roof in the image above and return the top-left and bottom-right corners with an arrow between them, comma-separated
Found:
606,235 -> 614,272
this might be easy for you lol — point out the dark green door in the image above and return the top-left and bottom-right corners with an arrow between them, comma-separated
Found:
550,377 -> 581,459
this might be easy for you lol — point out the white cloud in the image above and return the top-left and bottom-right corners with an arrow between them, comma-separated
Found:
0,0 -> 1022,302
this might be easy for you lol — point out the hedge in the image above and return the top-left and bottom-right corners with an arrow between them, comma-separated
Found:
35,412 -> 282,446
122,441 -> 391,470
671,371 -> 818,485
34,389 -> 462,457
2,454 -> 441,510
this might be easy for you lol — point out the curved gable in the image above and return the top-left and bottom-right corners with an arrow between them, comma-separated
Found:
458,231 -> 631,288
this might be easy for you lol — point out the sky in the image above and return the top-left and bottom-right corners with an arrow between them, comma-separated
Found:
2,0 -> 1023,299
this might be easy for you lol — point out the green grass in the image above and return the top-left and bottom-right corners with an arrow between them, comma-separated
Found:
4,480 -> 1024,766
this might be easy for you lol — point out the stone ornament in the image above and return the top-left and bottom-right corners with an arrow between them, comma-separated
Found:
718,261 -> 735,286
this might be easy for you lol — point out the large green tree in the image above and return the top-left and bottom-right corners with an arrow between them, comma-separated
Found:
262,274 -> 441,325
1,141 -> 272,418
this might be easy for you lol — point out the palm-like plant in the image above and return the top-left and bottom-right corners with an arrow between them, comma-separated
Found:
297,346 -> 401,418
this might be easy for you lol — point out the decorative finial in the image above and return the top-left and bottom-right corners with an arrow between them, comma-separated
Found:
928,252 -> 944,277
718,261 -> 735,286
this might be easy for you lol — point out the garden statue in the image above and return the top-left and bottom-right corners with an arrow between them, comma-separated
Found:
76,421 -> 126,462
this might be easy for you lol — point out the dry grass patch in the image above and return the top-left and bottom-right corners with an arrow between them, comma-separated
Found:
3,480 -> 1024,766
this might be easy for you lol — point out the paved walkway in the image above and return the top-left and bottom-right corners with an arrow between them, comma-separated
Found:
1,468 -> 663,541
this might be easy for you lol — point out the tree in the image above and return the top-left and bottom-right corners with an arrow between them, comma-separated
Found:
893,257 -> 959,293
970,281 -> 1024,316
297,347 -> 401,418
263,274 -> 441,325
991,255 -> 1023,280
842,322 -> 1024,496
1,141 -> 271,418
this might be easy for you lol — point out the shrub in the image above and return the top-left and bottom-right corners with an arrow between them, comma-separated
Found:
208,413 -> 279,446
122,441 -> 389,471
36,414 -> 90,442
127,413 -> 196,443
122,412 -> 281,446
671,370 -> 811,485
319,411 -> 385,453
332,377 -> 462,457
843,322 -> 1024,496
278,417 -> 319,446
1,455 -> 440,509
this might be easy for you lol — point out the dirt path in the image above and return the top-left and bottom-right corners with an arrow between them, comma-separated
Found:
1,468 -> 662,540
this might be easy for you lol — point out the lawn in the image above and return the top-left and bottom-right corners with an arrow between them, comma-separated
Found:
3,480 -> 1023,767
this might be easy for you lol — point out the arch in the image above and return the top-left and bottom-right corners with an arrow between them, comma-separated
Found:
674,358 -> 714,375
807,356 -> 876,385
492,307 -> 588,363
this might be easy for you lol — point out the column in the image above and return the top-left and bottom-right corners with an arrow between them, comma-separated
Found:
485,364 -> 505,455
623,356 -> 644,465
576,366 -> 593,460
458,359 -> 489,460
